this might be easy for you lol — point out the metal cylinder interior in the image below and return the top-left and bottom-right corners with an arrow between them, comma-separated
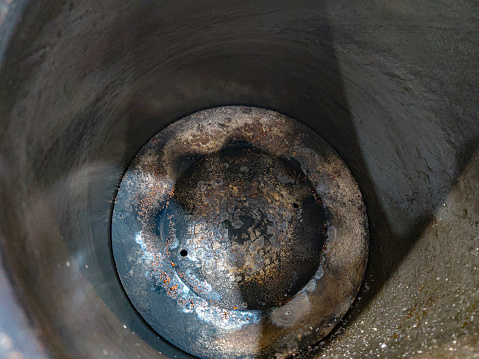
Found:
0,0 -> 478,358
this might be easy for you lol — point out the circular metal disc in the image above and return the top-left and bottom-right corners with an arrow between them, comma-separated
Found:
112,106 -> 368,358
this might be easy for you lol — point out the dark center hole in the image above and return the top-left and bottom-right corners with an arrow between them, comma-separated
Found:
180,249 -> 188,257
293,202 -> 300,208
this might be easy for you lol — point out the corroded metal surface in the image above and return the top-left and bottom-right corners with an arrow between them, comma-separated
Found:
112,106 -> 369,358
173,146 -> 325,311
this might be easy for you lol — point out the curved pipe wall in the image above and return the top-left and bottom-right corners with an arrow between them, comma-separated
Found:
0,0 -> 478,358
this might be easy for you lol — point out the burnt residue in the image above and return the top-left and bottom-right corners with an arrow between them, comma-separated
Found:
174,142 -> 324,310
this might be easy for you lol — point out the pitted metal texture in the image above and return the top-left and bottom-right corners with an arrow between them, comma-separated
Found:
111,106 -> 369,358
173,144 -> 325,311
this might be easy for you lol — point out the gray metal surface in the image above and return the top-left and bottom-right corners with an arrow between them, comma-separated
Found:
112,107 -> 368,358
0,0 -> 478,358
